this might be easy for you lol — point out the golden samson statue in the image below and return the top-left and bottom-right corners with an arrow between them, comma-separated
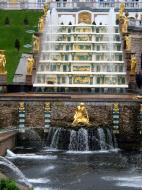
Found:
72,103 -> 89,126
0,50 -> 7,74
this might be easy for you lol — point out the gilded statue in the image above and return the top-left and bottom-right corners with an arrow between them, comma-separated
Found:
78,12 -> 91,24
125,35 -> 131,51
27,56 -> 34,75
140,104 -> 142,112
38,16 -> 44,32
45,102 -> 51,112
32,34 -> 40,53
19,102 -> 25,111
43,4 -> 48,17
119,3 -> 125,18
0,50 -> 7,74
113,103 -> 119,112
130,55 -> 137,75
72,103 -> 89,125
133,96 -> 142,100
123,15 -> 129,33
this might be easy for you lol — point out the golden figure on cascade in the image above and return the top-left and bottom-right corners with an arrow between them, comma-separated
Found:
27,56 -> 34,75
72,103 -> 89,126
32,34 -> 40,53
113,103 -> 119,112
19,102 -> 25,111
0,50 -> 7,74
38,16 -> 44,32
119,3 -> 125,18
43,4 -> 48,17
130,55 -> 137,75
125,35 -> 131,51
45,102 -> 51,112
122,14 -> 129,33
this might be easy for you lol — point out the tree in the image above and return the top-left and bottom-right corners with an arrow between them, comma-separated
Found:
4,17 -> 10,25
14,39 -> 20,52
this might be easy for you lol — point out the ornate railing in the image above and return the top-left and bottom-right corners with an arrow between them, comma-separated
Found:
0,1 -> 142,10
51,1 -> 142,9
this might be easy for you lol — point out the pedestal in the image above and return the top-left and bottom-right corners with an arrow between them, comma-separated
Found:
129,74 -> 136,90
0,74 -> 7,85
26,75 -> 32,85
33,54 -> 39,70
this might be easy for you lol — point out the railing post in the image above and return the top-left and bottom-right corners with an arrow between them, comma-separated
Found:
44,102 -> 51,133
112,103 -> 120,134
18,102 -> 25,133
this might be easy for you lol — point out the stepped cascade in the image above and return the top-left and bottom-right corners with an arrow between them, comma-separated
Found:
33,8 -> 128,89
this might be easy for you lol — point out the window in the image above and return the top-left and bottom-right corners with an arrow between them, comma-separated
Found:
51,64 -> 56,71
63,65 -> 67,72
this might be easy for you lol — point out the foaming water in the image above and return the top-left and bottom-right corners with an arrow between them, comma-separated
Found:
6,153 -> 57,160
66,149 -> 119,154
34,188 -> 58,190
28,178 -> 50,184
102,175 -> 142,189
47,127 -> 117,151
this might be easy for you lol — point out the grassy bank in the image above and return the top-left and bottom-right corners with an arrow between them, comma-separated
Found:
0,10 -> 42,83
0,173 -> 30,190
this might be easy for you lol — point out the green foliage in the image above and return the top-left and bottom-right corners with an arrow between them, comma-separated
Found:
0,10 -> 42,83
0,179 -> 20,190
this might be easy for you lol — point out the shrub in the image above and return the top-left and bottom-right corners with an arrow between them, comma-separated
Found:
23,17 -> 29,25
14,39 -> 20,52
4,17 -> 10,25
0,179 -> 20,190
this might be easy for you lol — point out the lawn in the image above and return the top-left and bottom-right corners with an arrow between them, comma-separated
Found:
0,10 -> 42,83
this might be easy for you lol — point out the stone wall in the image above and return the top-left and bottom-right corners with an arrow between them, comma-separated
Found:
0,131 -> 16,156
0,103 -> 19,128
0,102 -> 44,128
51,102 -> 112,127
0,101 -> 141,145
131,31 -> 142,72
25,103 -> 44,128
